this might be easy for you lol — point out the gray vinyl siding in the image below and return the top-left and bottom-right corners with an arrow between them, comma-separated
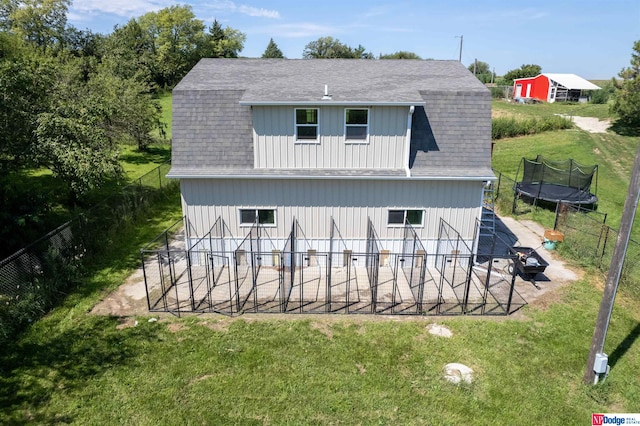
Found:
253,106 -> 408,169
180,178 -> 482,243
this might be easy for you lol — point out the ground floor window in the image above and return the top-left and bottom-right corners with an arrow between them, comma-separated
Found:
240,209 -> 276,226
387,209 -> 424,227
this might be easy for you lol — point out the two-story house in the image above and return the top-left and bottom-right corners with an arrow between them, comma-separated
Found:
168,59 -> 493,258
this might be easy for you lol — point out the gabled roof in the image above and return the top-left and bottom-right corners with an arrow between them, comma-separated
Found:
170,59 -> 493,179
514,73 -> 600,90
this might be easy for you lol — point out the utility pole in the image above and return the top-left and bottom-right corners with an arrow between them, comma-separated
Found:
473,58 -> 477,75
455,35 -> 463,62
583,142 -> 640,384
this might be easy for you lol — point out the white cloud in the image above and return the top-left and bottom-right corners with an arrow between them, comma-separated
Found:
70,0 -> 172,19
70,0 -> 280,21
237,5 -> 279,19
202,1 -> 279,19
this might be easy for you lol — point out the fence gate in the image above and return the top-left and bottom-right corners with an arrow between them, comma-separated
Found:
144,250 -> 190,314
437,253 -> 473,314
203,252 -> 233,314
384,254 -> 426,314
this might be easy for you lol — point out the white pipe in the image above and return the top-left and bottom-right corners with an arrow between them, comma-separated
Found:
404,105 -> 415,177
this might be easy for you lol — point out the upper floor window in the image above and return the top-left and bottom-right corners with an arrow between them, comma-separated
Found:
345,108 -> 369,143
387,209 -> 424,227
295,108 -> 319,142
239,209 -> 276,227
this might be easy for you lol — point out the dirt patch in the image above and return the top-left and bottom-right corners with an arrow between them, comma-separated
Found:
188,374 -> 214,385
310,321 -> 334,340
202,320 -> 231,333
167,322 -> 188,333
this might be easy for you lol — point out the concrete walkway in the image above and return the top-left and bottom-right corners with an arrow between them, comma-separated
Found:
497,215 -> 579,308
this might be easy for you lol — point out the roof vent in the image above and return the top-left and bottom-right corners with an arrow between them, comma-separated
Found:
322,84 -> 332,100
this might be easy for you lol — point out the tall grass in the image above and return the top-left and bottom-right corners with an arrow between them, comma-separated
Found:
492,115 -> 573,140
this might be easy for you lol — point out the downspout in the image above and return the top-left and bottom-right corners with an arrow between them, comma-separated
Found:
404,105 -> 415,177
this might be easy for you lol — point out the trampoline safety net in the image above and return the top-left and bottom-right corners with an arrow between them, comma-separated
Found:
515,155 -> 598,205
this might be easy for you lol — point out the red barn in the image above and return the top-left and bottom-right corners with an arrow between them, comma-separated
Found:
513,73 -> 600,103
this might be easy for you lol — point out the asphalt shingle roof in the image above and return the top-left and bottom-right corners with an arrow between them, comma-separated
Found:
170,58 -> 493,179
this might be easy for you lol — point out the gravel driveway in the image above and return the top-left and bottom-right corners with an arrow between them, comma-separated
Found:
566,115 -> 611,133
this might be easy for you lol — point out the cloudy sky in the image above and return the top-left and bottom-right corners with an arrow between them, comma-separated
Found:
67,0 -> 640,79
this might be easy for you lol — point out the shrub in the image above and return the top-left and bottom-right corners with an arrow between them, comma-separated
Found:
492,116 -> 573,140
590,80 -> 616,104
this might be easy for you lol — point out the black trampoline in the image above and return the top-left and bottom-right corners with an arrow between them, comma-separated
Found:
513,155 -> 598,209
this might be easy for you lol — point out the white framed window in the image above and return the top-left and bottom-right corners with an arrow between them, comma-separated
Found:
344,108 -> 369,143
239,209 -> 276,227
387,209 -> 424,227
295,108 -> 319,142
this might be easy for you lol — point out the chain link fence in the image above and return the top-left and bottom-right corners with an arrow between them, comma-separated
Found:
555,203 -> 640,300
0,163 -> 178,344
494,168 -> 640,300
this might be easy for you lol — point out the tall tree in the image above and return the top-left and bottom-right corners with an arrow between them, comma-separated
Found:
101,19 -> 155,86
0,0 -> 18,30
199,19 -> 246,59
302,36 -> 369,59
137,5 -> 205,88
0,34 -> 53,173
262,37 -> 283,58
467,60 -> 493,83
8,0 -> 70,49
379,51 -> 422,59
503,64 -> 542,84
32,58 -> 123,196
611,40 -> 640,130
468,60 -> 490,75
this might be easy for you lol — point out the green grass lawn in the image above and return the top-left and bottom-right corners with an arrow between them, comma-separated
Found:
2,94 -> 639,424
156,91 -> 172,140
491,106 -> 637,232
492,99 -> 613,120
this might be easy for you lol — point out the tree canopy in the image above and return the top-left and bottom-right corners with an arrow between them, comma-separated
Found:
379,51 -> 421,60
503,64 -> 542,84
467,60 -> 493,83
200,19 -> 246,59
611,40 -> 640,130
0,0 -> 166,198
302,37 -> 373,59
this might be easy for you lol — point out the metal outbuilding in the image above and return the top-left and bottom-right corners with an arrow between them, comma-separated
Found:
513,73 -> 601,103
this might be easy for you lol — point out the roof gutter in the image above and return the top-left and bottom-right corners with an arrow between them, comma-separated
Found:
404,105 -> 415,177
167,173 -> 496,182
239,100 -> 426,107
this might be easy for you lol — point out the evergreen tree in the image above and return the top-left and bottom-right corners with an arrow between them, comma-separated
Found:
611,40 -> 640,131
199,19 -> 245,59
262,38 -> 283,58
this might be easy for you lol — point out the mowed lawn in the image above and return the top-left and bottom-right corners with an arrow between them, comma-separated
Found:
1,98 -> 639,424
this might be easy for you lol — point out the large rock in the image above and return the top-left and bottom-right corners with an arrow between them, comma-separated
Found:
443,363 -> 474,384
